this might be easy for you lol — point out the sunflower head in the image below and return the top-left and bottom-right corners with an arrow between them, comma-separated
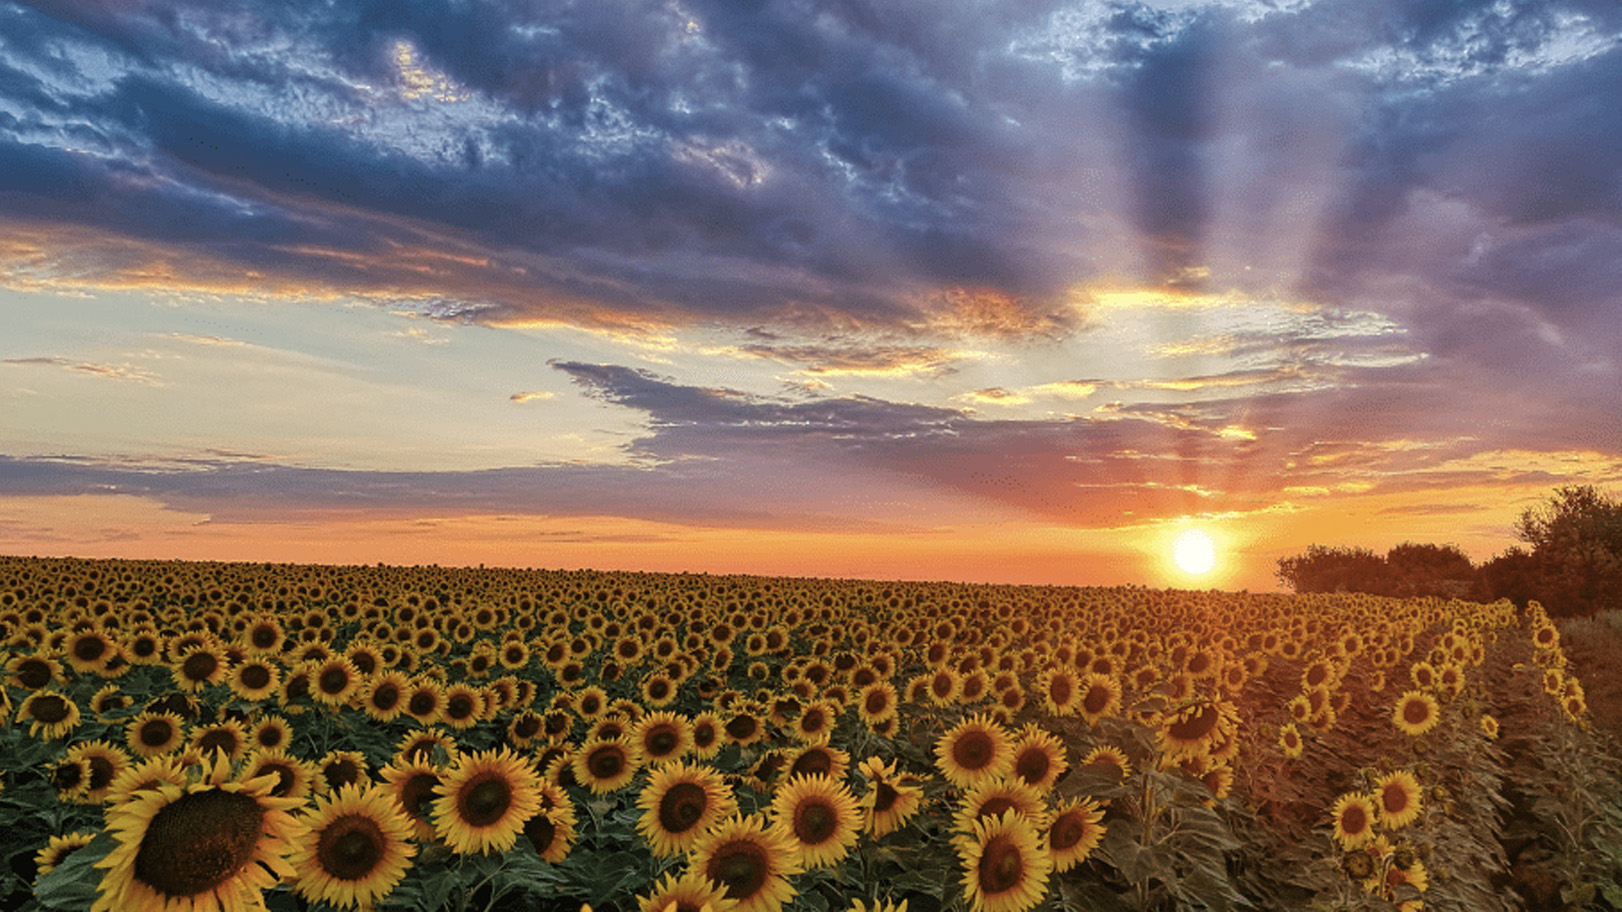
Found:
770,774 -> 861,869
691,814 -> 802,912
636,761 -> 738,858
1330,792 -> 1378,850
288,783 -> 417,911
957,809 -> 1052,912
935,714 -> 1013,790
433,748 -> 544,855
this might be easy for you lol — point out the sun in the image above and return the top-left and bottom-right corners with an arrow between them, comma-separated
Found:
1172,529 -> 1216,576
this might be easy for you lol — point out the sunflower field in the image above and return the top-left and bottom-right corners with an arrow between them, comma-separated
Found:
3,554 -> 1620,912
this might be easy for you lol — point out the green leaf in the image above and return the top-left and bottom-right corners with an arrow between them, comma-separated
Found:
33,834 -> 115,911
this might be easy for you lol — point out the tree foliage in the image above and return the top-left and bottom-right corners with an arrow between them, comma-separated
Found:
1275,543 -> 1476,598
1511,485 -> 1622,616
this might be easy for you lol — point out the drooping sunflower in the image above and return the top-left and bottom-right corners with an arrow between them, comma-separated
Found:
635,760 -> 738,857
858,756 -> 924,839
286,783 -> 416,911
379,757 -> 442,841
953,777 -> 1049,835
690,813 -> 803,912
636,869 -> 738,912
18,690 -> 81,741
1330,792 -> 1379,850
432,747 -> 545,855
1046,797 -> 1106,873
1080,745 -> 1132,780
1374,770 -> 1423,830
1008,725 -> 1067,792
770,773 -> 862,869
936,713 -> 1014,790
572,736 -> 643,794
1392,690 -> 1440,737
958,809 -> 1052,912
633,711 -> 692,765
91,752 -> 307,912
34,831 -> 97,877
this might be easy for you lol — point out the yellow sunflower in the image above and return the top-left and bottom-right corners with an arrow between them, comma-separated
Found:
311,657 -> 362,708
105,755 -> 190,806
190,719 -> 248,763
1080,746 -> 1132,780
573,737 -> 643,794
360,671 -> 410,723
953,777 -> 1049,835
785,740 -> 850,782
92,752 -> 307,912
1278,723 -> 1304,760
243,747 -> 318,801
287,783 -> 417,911
1046,797 -> 1106,872
958,809 -> 1052,912
1157,699 -> 1237,762
936,713 -> 1014,790
432,748 -> 545,855
34,831 -> 97,877
64,740 -> 130,804
379,756 -> 443,841
520,780 -> 578,864
1038,667 -> 1080,716
690,814 -> 803,912
769,774 -> 862,869
1008,725 -> 1067,792
1077,674 -> 1122,727
18,690 -> 81,741
318,750 -> 373,796
635,760 -> 738,857
227,658 -> 282,702
632,711 -> 693,765
858,756 -> 923,839
637,869 -> 738,912
1330,792 -> 1378,850
857,681 -> 900,731
1373,769 -> 1423,831
1392,690 -> 1440,737
171,645 -> 228,693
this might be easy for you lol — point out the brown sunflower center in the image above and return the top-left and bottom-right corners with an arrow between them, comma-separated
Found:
30,694 -> 70,724
1050,810 -> 1089,851
932,675 -> 954,698
73,636 -> 108,662
140,719 -> 177,748
181,652 -> 219,682
952,731 -> 995,770
251,626 -> 279,649
693,724 -> 717,749
790,750 -> 833,779
196,729 -> 240,758
1013,748 -> 1050,784
658,782 -> 708,833
586,745 -> 627,781
407,692 -> 437,716
371,684 -> 401,711
458,775 -> 514,828
864,690 -> 890,715
977,797 -> 1017,823
446,695 -> 475,719
316,814 -> 385,881
53,761 -> 86,791
1049,677 -> 1073,705
647,680 -> 671,701
133,789 -> 266,898
16,657 -> 54,689
513,715 -> 541,739
240,665 -> 272,690
1167,704 -> 1221,742
1403,700 -> 1431,725
872,782 -> 899,813
256,762 -> 299,798
707,840 -> 770,900
318,668 -> 351,695
646,727 -> 679,757
725,715 -> 759,740
87,753 -> 118,791
977,833 -> 1024,895
523,812 -> 556,853
1382,783 -> 1409,814
800,710 -> 827,733
399,773 -> 438,820
793,799 -> 838,845
1082,685 -> 1112,716
324,760 -> 362,791
1341,804 -> 1368,835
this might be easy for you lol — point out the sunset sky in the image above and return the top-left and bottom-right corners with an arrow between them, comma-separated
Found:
3,0 -> 1621,590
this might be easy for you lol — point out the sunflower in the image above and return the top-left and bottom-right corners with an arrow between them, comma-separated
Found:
190,719 -> 248,763
642,672 -> 679,708
228,658 -> 282,702
690,814 -> 803,912
51,754 -> 91,803
243,615 -> 286,655
250,716 -> 294,753
380,757 -> 443,841
312,657 -> 362,708
7,653 -> 64,691
1373,769 -> 1423,831
792,700 -> 838,742
287,783 -> 416,911
1046,797 -> 1106,872
243,748 -> 318,802
171,645 -> 228,693
18,690 -> 81,740
857,681 -> 899,730
1080,745 -> 1132,780
1157,699 -> 1237,762
574,685 -> 610,720
66,740 -> 132,804
858,757 -> 924,839
770,774 -> 861,869
1392,690 -> 1440,737
521,780 -> 579,863
1278,723 -> 1304,760
65,629 -> 118,674
91,752 -> 307,912
637,870 -> 738,912
936,713 -> 1014,790
105,756 -> 190,805
632,711 -> 692,765
361,671 -> 409,722
318,750 -> 373,796
35,831 -> 97,877
91,684 -> 131,717
432,747 -> 544,855
1008,725 -> 1067,792
954,778 -> 1049,835
440,683 -> 486,730
636,760 -> 739,857
572,737 -> 643,794
402,679 -> 444,725
1035,667 -> 1077,716
1479,714 -> 1499,740
958,809 -> 1052,912
1330,792 -> 1379,850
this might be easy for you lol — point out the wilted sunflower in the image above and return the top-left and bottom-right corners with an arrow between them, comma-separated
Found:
91,752 -> 307,912
690,813 -> 803,912
287,783 -> 416,911
18,690 -> 81,740
770,773 -> 861,869
34,831 -> 97,877
636,760 -> 738,857
432,747 -> 544,855
637,869 -> 738,912
936,713 -> 1014,790
1330,792 -> 1379,850
1008,725 -> 1067,792
1392,691 -> 1440,737
953,777 -> 1049,835
1373,769 -> 1423,831
958,809 -> 1052,912
1046,797 -> 1106,872
858,756 -> 923,839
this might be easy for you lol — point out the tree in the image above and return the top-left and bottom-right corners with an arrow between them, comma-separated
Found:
1383,542 -> 1477,599
1511,485 -> 1622,616
1275,545 -> 1389,594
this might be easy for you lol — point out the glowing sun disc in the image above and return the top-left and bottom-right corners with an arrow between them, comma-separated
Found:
1173,529 -> 1216,575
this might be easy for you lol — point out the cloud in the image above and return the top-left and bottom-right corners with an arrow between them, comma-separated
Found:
508,391 -> 556,403
2,356 -> 161,385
